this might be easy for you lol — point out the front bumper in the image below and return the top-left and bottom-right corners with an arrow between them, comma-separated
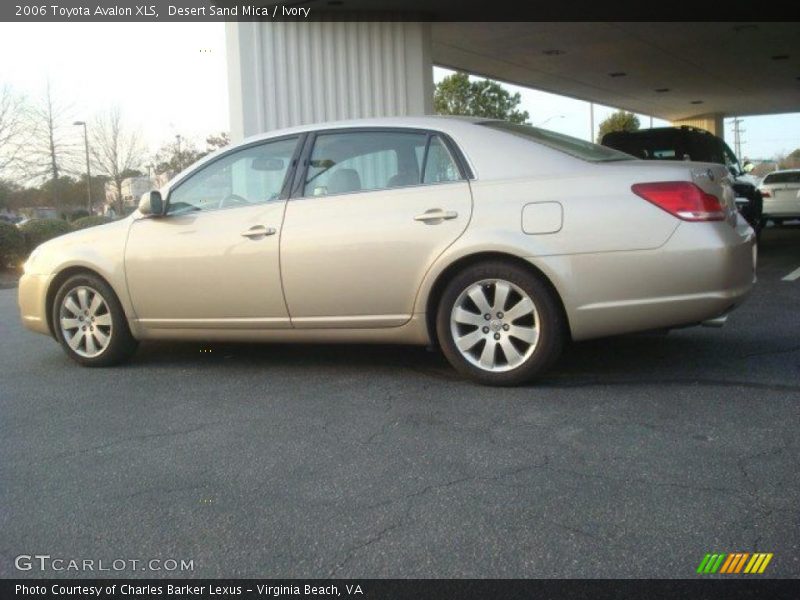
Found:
18,272 -> 54,336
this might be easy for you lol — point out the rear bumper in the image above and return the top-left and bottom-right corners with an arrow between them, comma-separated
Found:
763,197 -> 800,218
538,220 -> 757,341
18,272 -> 53,336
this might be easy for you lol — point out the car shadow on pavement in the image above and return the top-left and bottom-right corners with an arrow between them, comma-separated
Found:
127,330 -> 741,387
132,339 -> 458,377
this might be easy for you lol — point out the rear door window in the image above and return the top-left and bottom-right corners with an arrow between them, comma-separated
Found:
423,136 -> 461,184
302,130 -> 465,197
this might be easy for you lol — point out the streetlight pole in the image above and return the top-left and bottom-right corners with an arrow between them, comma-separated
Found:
73,121 -> 92,213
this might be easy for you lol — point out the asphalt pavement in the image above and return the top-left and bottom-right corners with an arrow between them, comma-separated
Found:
1,225 -> 798,579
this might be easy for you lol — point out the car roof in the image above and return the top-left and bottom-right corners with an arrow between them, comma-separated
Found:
161,115 -> 636,194
241,115 -> 491,143
763,169 -> 800,177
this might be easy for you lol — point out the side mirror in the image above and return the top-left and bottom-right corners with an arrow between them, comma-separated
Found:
138,190 -> 165,216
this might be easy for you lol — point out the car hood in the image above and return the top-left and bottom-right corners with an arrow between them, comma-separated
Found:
25,217 -> 134,277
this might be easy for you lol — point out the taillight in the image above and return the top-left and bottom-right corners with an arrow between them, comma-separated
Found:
631,182 -> 725,222
759,189 -> 771,198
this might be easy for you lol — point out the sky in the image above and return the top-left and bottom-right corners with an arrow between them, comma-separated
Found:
0,22 -> 229,159
1,22 -> 798,164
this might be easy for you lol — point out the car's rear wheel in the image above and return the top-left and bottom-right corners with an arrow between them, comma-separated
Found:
436,261 -> 565,386
52,273 -> 138,367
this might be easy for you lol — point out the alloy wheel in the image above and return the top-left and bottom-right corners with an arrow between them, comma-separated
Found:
449,278 -> 540,373
59,286 -> 113,358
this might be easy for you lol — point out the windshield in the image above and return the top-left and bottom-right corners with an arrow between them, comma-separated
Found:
479,121 -> 634,163
602,129 -> 742,173
763,171 -> 800,185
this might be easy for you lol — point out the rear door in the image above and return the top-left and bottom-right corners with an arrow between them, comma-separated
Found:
280,128 -> 473,328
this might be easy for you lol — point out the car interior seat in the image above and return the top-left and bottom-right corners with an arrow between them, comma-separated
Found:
387,171 -> 418,188
327,169 -> 362,194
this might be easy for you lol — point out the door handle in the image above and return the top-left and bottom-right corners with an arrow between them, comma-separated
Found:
241,225 -> 277,238
414,209 -> 458,224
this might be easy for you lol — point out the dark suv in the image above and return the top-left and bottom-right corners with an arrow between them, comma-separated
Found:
601,126 -> 762,231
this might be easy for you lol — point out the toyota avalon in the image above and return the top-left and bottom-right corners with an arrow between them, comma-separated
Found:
18,117 -> 756,385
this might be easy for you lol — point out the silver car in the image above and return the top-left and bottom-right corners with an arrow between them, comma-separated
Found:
18,117 -> 756,385
759,169 -> 800,225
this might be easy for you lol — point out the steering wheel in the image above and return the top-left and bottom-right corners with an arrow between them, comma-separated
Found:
219,193 -> 249,209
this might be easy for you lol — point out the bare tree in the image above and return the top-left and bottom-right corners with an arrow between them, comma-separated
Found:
151,131 -> 231,180
0,85 -> 28,180
28,80 -> 76,207
90,106 -> 143,213
778,149 -> 800,170
153,135 -> 200,178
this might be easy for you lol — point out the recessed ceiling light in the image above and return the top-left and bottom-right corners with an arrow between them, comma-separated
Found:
690,100 -> 704,104
542,49 -> 565,56
772,54 -> 790,60
327,0 -> 343,4
609,72 -> 627,78
655,88 -> 670,93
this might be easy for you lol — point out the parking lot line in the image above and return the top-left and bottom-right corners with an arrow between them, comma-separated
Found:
782,266 -> 800,282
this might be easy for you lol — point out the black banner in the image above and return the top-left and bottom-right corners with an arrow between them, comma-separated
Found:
1,0 -> 797,22
3,579 -> 800,600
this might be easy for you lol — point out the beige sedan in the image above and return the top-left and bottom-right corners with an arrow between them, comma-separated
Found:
19,117 -> 756,385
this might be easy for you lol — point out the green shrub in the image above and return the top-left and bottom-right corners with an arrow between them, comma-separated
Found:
71,215 -> 114,230
0,221 -> 25,268
19,218 -> 72,252
69,208 -> 90,222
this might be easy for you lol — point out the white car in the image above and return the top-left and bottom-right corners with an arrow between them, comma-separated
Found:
759,169 -> 800,225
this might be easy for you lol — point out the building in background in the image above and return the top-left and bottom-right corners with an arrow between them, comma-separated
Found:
104,175 -> 167,216
225,20 -> 799,143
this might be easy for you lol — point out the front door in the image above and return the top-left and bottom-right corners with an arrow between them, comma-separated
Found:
125,136 -> 301,329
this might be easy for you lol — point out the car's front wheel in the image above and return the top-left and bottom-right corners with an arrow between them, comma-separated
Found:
52,273 -> 138,367
436,261 -> 566,386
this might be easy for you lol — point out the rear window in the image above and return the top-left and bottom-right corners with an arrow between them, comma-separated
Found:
763,171 -> 800,185
480,121 -> 634,163
604,129 -> 732,163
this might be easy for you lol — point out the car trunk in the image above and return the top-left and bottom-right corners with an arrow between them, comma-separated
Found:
606,159 -> 738,227
688,163 -> 738,225
769,182 -> 800,206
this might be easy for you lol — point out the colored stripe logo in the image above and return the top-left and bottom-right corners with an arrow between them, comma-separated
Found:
697,552 -> 773,574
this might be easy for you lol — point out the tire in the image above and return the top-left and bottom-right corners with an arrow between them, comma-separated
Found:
52,273 -> 138,367
436,261 -> 566,386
